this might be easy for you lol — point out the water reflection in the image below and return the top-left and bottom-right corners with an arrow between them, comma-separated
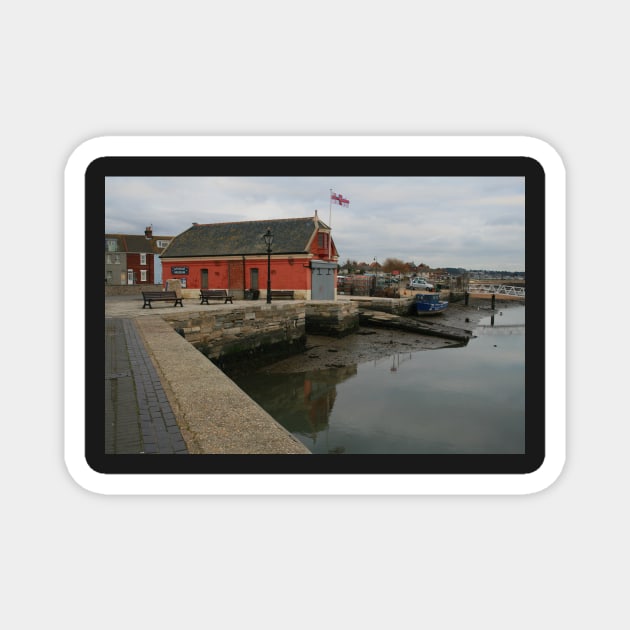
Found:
236,364 -> 357,446
389,353 -> 413,372
234,304 -> 526,454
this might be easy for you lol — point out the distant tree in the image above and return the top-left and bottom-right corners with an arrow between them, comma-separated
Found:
381,257 -> 406,274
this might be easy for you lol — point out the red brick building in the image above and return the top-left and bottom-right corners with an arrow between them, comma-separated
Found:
160,213 -> 339,300
105,226 -> 173,285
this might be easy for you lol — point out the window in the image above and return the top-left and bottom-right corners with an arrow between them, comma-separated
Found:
106,253 -> 120,265
140,253 -> 147,265
317,232 -> 328,249
156,240 -> 170,249
105,239 -> 118,252
140,270 -> 147,282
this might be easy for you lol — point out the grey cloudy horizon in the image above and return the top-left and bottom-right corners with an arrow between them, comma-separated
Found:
105,176 -> 525,271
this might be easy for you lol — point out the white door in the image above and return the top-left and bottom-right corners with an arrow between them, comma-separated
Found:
311,264 -> 335,300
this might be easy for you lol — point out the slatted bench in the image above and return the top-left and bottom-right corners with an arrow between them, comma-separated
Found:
142,291 -> 183,309
270,290 -> 294,300
199,289 -> 234,304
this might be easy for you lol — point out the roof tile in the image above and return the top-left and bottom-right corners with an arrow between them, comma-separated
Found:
162,217 -> 327,258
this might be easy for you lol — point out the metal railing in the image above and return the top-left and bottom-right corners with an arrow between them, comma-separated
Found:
468,284 -> 525,297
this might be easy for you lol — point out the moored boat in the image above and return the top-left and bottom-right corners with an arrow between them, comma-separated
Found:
414,292 -> 448,315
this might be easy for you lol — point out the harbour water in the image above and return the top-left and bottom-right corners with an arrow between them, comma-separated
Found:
233,303 -> 525,454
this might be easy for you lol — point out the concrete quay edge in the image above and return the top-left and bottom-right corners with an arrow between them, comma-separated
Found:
133,314 -> 311,455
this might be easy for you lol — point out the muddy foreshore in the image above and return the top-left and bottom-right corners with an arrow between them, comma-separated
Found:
258,301 -> 497,374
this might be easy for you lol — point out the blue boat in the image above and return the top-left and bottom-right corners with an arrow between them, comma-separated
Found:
414,292 -> 448,315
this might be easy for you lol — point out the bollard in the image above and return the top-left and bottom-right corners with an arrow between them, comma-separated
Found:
491,294 -> 496,309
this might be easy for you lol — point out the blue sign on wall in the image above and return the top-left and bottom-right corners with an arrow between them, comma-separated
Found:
171,266 -> 189,275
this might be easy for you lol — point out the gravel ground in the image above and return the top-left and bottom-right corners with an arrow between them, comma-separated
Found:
261,301 -> 495,374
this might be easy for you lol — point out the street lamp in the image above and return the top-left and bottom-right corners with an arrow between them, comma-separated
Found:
263,227 -> 274,303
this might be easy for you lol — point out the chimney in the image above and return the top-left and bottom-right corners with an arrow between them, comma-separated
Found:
144,225 -> 153,239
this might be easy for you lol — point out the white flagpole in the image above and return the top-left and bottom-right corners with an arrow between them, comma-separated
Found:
328,188 -> 333,260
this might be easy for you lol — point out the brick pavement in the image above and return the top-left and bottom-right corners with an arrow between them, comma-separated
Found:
105,317 -> 188,454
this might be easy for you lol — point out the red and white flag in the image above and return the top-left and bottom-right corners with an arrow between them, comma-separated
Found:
331,192 -> 350,207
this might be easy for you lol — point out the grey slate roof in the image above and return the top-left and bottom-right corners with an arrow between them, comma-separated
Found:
161,217 -> 329,258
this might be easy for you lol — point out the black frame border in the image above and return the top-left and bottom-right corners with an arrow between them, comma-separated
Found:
91,155 -> 545,476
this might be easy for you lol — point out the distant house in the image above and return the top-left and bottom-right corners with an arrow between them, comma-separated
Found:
105,226 -> 173,285
160,213 -> 339,300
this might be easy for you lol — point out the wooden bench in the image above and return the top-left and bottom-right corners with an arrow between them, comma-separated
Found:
142,291 -> 183,308
199,289 -> 233,304
270,290 -> 294,300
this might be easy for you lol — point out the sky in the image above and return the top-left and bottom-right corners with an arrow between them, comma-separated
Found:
105,176 -> 525,271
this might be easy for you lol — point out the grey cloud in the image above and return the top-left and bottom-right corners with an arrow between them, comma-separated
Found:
105,175 -> 525,271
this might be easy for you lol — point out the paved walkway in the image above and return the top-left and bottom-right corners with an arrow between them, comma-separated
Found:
104,295 -> 311,454
105,317 -> 188,454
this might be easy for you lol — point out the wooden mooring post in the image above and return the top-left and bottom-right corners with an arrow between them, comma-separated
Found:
465,291 -> 496,308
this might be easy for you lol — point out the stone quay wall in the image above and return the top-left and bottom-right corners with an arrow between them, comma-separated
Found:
344,296 -> 415,316
304,301 -> 359,337
158,302 -> 307,373
105,284 -> 163,296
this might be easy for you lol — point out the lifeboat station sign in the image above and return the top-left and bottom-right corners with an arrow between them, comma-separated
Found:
170,266 -> 189,275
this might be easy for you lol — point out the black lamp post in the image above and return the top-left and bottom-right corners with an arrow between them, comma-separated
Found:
263,227 -> 274,303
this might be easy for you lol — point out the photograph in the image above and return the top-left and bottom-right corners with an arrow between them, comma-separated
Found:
93,150 -> 547,479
